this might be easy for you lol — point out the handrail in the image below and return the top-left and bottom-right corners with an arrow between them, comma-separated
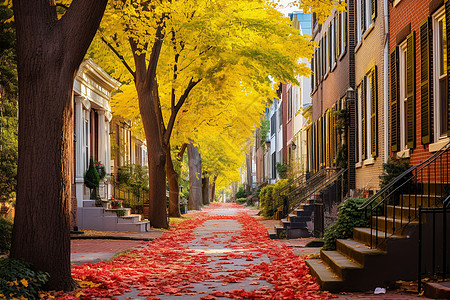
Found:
272,173 -> 307,198
287,168 -> 338,198
359,140 -> 450,210
290,168 -> 347,212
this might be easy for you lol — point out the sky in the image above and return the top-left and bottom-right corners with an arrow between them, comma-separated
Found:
276,0 -> 298,17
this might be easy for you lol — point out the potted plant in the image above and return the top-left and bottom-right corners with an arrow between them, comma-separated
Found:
84,157 -> 100,205
110,197 -> 123,209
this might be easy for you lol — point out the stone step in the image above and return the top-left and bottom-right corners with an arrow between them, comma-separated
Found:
288,214 -> 311,223
286,228 -> 310,238
386,205 -> 419,220
274,225 -> 285,236
105,208 -> 131,217
400,194 -> 443,208
83,200 -> 96,207
267,228 -> 277,239
371,216 -> 418,235
282,219 -> 307,229
336,239 -> 386,267
294,208 -> 313,217
80,207 -> 105,217
117,214 -> 141,224
306,259 -> 344,292
116,221 -> 150,232
419,182 -> 450,196
320,250 -> 363,280
353,227 -> 404,251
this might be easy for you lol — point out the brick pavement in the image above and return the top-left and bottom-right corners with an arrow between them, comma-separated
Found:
71,239 -> 145,254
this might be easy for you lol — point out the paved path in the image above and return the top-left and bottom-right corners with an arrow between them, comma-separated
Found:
65,204 -> 425,299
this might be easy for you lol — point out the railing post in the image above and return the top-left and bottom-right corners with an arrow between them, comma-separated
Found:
418,206 -> 422,293
443,202 -> 447,281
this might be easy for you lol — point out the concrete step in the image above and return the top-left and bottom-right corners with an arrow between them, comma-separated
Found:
267,228 -> 278,239
306,259 -> 344,292
274,225 -> 285,236
371,216 -> 418,235
320,250 -> 363,280
117,214 -> 141,224
105,208 -> 131,217
80,207 -> 104,217
401,194 -> 443,208
286,227 -> 310,238
294,208 -> 313,217
116,221 -> 150,232
386,205 -> 419,220
336,239 -> 386,266
288,214 -> 311,223
282,218 -> 307,229
353,227 -> 404,251
83,200 -> 96,207
419,182 -> 450,196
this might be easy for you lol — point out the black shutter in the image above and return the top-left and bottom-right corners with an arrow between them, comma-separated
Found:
370,66 -> 378,158
361,78 -> 367,160
407,31 -> 416,149
390,47 -> 400,152
420,18 -> 433,145
361,0 -> 366,35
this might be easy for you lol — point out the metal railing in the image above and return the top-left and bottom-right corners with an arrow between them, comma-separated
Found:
358,141 -> 450,249
418,195 -> 450,292
271,172 -> 308,200
110,173 -> 149,215
281,168 -> 345,218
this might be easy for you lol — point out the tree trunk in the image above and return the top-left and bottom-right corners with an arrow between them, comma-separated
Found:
11,0 -> 107,291
137,86 -> 168,228
202,175 -> 209,205
166,146 -> 181,218
209,176 -> 217,203
187,143 -> 202,210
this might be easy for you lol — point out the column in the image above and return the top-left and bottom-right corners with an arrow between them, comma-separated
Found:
97,110 -> 106,165
74,96 -> 85,208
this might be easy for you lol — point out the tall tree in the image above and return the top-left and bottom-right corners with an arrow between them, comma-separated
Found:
0,3 -> 17,203
10,0 -> 107,290
90,0 -> 313,228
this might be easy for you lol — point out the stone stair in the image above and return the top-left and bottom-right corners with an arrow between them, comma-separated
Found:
77,200 -> 150,232
268,203 -> 314,239
306,194 -> 443,292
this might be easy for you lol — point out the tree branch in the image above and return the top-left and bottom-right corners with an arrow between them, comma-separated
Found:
100,35 -> 136,80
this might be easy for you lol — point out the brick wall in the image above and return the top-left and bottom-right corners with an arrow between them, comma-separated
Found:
354,0 -> 386,191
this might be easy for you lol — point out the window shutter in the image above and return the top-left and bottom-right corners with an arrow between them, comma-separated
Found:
328,27 -> 331,72
337,14 -> 341,57
371,0 -> 377,21
361,78 -> 367,160
361,0 -> 366,35
390,48 -> 400,152
335,16 -> 340,60
370,67 -> 378,158
407,31 -> 416,149
420,18 -> 433,145
344,11 -> 347,49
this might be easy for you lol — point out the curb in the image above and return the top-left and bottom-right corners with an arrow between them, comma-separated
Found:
70,235 -> 155,241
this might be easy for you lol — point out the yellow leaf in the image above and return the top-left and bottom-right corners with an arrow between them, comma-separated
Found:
20,279 -> 28,287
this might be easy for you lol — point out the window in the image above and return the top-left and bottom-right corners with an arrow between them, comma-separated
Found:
357,0 -> 376,43
399,41 -> 408,150
341,11 -> 346,55
358,67 -> 378,162
433,7 -> 448,140
357,84 -> 362,163
83,110 -> 90,170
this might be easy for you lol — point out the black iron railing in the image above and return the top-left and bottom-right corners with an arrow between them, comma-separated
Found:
281,168 -> 346,218
110,173 -> 148,215
418,195 -> 450,292
272,172 -> 308,200
358,141 -> 450,249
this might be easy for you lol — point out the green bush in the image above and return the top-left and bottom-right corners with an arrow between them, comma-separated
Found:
236,198 -> 247,205
379,156 -> 410,188
84,157 -> 100,189
323,198 -> 370,250
116,209 -> 127,217
0,258 -> 48,299
260,179 -> 291,217
0,217 -> 12,254
235,186 -> 246,199
276,163 -> 289,179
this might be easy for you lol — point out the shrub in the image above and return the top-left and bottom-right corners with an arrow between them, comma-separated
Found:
260,179 -> 291,217
236,198 -> 247,205
0,217 -> 12,254
116,209 -> 127,217
235,186 -> 246,199
0,258 -> 48,299
379,156 -> 410,188
276,163 -> 289,179
323,198 -> 370,250
84,157 -> 100,189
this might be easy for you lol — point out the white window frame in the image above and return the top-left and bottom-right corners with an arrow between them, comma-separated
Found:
341,11 -> 346,55
331,19 -> 336,68
83,109 -> 90,171
356,0 -> 362,43
357,85 -> 363,164
399,40 -> 408,150
432,7 -> 448,141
